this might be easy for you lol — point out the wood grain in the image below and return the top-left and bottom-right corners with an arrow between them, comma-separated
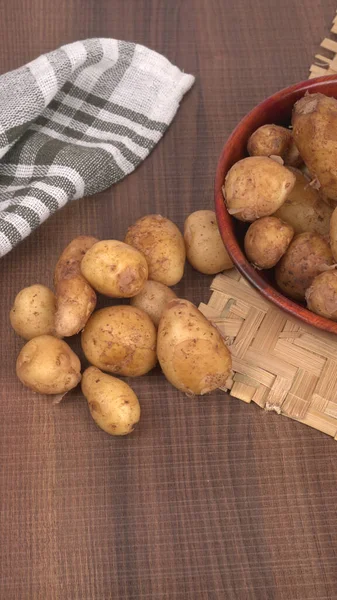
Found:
1,1 -> 337,599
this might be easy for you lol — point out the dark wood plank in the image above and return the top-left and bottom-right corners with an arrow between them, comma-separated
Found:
1,1 -> 337,598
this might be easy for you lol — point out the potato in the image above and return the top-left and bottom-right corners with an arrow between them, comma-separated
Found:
292,93 -> 337,200
81,306 -> 157,377
157,299 -> 232,395
306,270 -> 337,320
54,236 -> 98,337
244,217 -> 294,269
330,206 -> 337,262
184,210 -> 233,274
10,284 -> 56,340
81,240 -> 148,298
223,156 -> 296,221
247,124 -> 292,159
124,214 -> 185,285
130,280 -> 177,327
275,232 -> 333,301
16,335 -> 81,395
284,137 -> 302,168
273,168 -> 333,236
82,367 -> 140,436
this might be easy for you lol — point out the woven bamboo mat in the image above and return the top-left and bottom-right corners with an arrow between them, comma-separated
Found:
199,270 -> 337,439
200,16 -> 337,439
310,10 -> 337,77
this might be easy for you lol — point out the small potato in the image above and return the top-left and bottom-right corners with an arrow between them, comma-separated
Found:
244,217 -> 294,269
16,335 -> 81,395
247,124 -> 292,159
306,270 -> 337,320
124,214 -> 186,286
130,280 -> 177,327
82,367 -> 141,436
81,306 -> 157,377
274,168 -> 333,236
54,236 -> 98,337
81,240 -> 148,298
292,93 -> 337,200
223,156 -> 296,221
157,299 -> 232,395
10,284 -> 56,340
275,232 -> 333,301
184,210 -> 233,274
330,206 -> 337,262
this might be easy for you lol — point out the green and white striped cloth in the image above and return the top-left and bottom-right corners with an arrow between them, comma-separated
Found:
0,39 -> 194,257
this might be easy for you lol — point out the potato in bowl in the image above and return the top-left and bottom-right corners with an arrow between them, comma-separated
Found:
215,75 -> 337,335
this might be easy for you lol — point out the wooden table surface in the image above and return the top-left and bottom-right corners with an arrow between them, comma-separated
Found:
1,1 -> 337,599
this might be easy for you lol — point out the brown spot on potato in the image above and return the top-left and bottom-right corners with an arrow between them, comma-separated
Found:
89,401 -> 103,415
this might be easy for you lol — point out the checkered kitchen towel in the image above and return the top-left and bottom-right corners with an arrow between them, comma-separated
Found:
0,39 -> 194,257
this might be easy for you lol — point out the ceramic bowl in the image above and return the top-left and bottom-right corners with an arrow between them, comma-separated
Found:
215,75 -> 337,335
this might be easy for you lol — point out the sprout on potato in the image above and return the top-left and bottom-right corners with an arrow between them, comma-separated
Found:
244,216 -> 294,269
16,335 -> 81,395
223,156 -> 296,221
184,210 -> 233,274
10,284 -> 57,340
306,270 -> 337,320
82,367 -> 141,436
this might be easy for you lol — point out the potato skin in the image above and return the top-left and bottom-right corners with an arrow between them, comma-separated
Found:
284,137 -> 303,168
54,236 -> 98,337
184,210 -> 233,274
275,232 -> 333,301
292,93 -> 337,200
130,280 -> 177,327
81,240 -> 148,298
306,271 -> 337,320
10,284 -> 56,340
274,168 -> 333,236
224,156 -> 296,221
16,335 -> 81,395
81,306 -> 157,377
157,299 -> 232,395
81,367 -> 140,436
124,214 -> 186,285
330,206 -> 337,262
247,124 -> 292,158
244,217 -> 294,269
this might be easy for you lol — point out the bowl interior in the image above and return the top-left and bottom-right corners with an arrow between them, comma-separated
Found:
215,75 -> 337,335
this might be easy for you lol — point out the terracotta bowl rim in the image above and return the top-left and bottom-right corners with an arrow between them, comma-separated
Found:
215,74 -> 337,335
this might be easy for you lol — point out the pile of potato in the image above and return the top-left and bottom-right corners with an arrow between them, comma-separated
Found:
223,92 -> 337,320
10,212 -> 234,436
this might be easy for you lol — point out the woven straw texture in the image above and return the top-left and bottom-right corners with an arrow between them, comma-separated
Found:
199,269 -> 337,440
310,10 -> 337,77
